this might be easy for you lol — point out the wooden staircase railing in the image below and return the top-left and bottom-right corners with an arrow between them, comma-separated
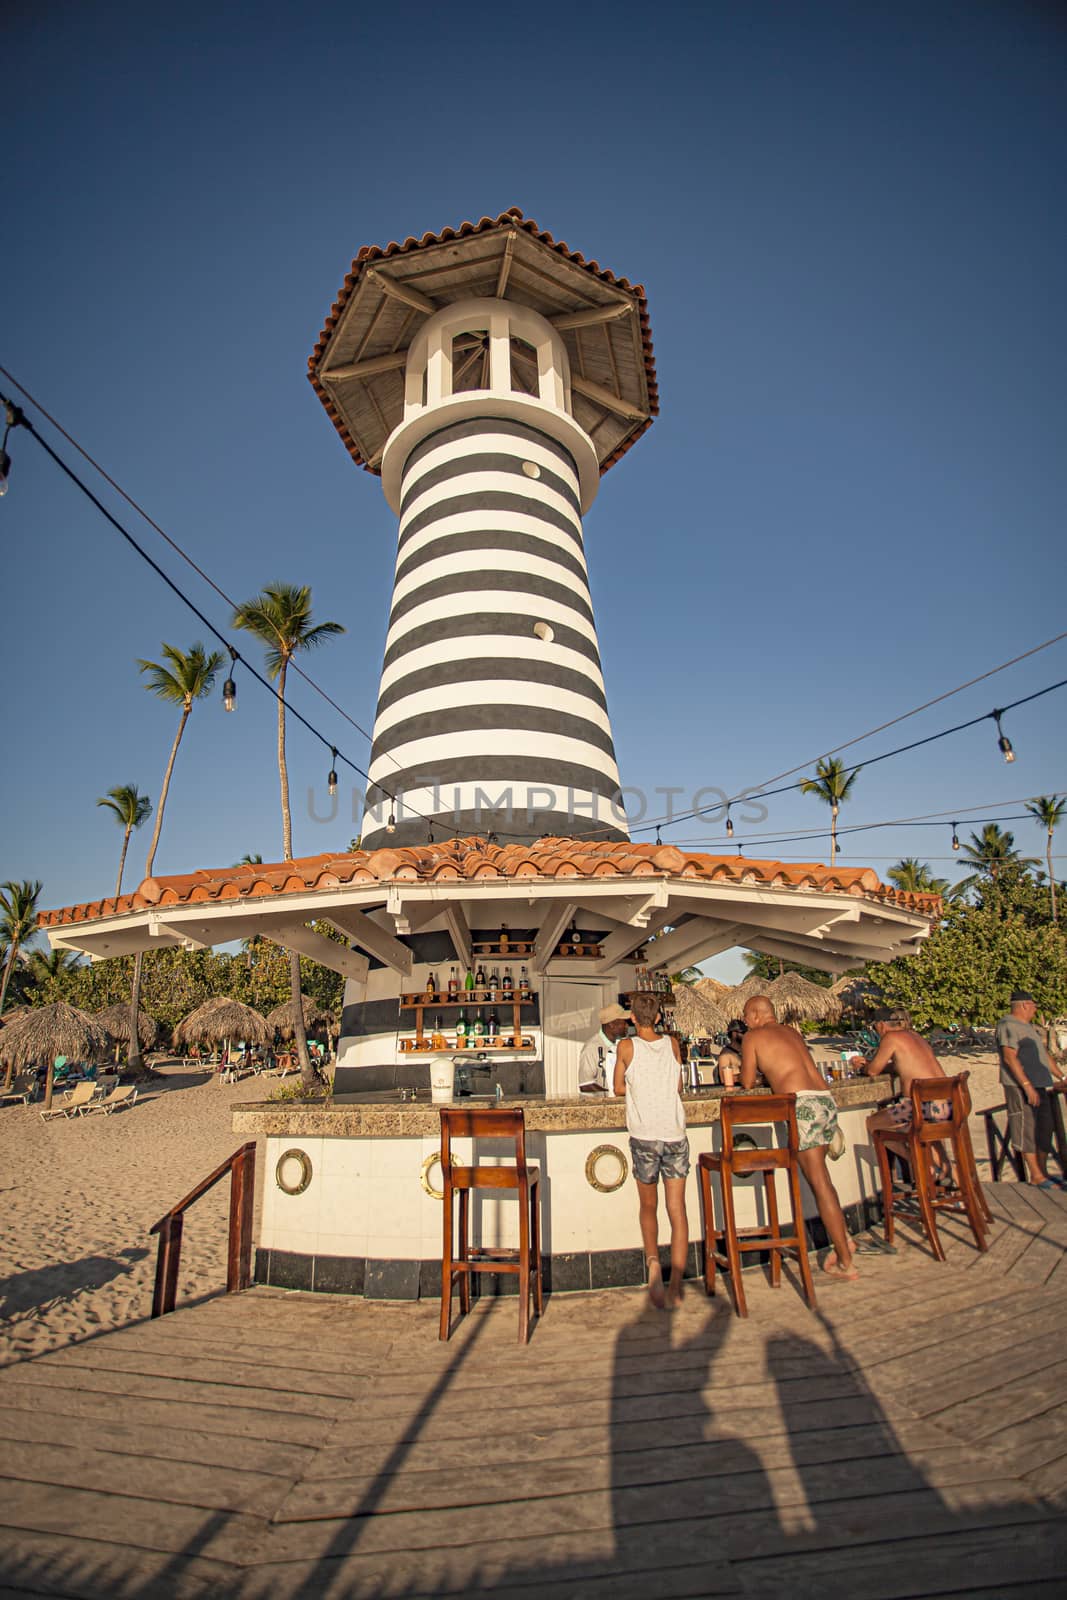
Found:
149,1141 -> 256,1318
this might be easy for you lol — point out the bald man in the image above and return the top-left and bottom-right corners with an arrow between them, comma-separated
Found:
740,996 -> 857,1282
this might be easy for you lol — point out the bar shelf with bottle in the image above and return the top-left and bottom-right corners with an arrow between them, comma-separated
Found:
398,960 -> 540,1056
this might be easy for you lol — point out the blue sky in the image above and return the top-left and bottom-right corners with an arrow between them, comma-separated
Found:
4,1 -> 1065,980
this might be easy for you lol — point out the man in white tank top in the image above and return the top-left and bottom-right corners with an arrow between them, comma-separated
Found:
613,991 -> 688,1309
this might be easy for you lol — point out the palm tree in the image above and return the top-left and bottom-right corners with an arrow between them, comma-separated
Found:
799,758 -> 861,866
1,879 -> 42,1088
27,947 -> 83,987
235,852 -> 264,865
234,585 -> 344,1086
97,784 -> 153,897
127,642 -> 224,1069
1025,795 -> 1065,923
951,822 -> 1037,901
886,858 -> 950,896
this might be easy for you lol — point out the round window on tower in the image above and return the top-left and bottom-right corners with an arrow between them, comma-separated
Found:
533,622 -> 554,643
521,461 -> 541,479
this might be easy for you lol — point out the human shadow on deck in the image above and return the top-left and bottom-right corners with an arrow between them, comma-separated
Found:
1,1282 -> 1066,1597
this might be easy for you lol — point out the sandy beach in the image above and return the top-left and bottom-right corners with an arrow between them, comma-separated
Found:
0,1063 -> 270,1367
0,1048 -> 1018,1368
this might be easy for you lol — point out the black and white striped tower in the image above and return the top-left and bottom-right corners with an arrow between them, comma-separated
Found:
309,211 -> 658,848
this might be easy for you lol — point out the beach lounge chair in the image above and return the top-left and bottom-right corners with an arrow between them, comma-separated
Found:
0,1073 -> 35,1106
87,1084 -> 139,1116
40,1081 -> 100,1120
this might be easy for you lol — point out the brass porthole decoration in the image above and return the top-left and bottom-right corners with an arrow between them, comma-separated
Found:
421,1149 -> 445,1200
585,1144 -> 628,1194
275,1148 -> 313,1196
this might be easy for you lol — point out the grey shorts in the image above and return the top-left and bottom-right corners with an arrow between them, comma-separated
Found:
629,1136 -> 691,1184
1004,1082 -> 1053,1155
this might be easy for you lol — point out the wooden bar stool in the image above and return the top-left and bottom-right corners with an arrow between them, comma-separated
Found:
439,1107 -> 542,1344
697,1094 -> 815,1319
871,1072 -> 989,1261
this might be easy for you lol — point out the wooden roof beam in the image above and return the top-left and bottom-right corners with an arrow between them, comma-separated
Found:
533,901 -> 579,974
552,301 -> 633,332
322,907 -> 413,976
257,917 -> 370,982
570,374 -> 646,423
366,268 -> 437,317
495,231 -> 516,297
321,350 -> 409,383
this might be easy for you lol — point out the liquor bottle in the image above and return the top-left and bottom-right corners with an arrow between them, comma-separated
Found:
499,923 -> 509,954
473,1009 -> 486,1040
426,970 -> 437,998
464,966 -> 475,993
488,1007 -> 499,1041
448,966 -> 459,1000
519,965 -> 530,1002
502,964 -> 514,994
475,962 -> 487,993
456,1008 -> 468,1039
432,1015 -> 446,1050
488,966 -> 500,1001
569,921 -> 582,953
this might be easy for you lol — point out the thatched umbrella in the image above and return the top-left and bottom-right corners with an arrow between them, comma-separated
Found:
694,976 -> 731,1004
266,993 -> 332,1039
832,975 -> 883,1019
96,1002 -> 159,1056
174,997 -> 272,1059
0,1002 -> 113,1109
766,972 -> 842,1028
670,984 -> 730,1041
721,975 -> 772,1016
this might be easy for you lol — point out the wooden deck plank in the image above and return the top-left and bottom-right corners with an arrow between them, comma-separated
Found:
0,1439 -> 290,1518
892,1316 -> 1067,1416
982,1401 -> 1067,1474
0,1379 -> 333,1446
0,1361 -> 345,1419
933,1358 -> 1067,1441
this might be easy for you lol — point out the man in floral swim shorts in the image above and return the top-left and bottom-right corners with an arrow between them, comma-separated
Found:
857,1009 -> 953,1178
741,997 -> 858,1282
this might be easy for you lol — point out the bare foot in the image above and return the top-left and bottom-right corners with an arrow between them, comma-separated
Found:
665,1273 -> 684,1311
646,1256 -> 666,1309
822,1253 -> 859,1282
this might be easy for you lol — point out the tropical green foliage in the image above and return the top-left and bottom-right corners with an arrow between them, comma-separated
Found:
869,855 -> 1066,1026
0,879 -> 43,1016
21,936 -> 343,1034
742,951 -> 838,988
886,858 -> 950,896
97,783 -> 152,896
1025,795 -> 1065,924
950,823 -> 1037,901
233,584 -> 344,1086
799,757 -> 861,865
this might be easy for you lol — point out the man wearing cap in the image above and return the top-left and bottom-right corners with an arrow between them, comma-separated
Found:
578,1004 -> 632,1094
996,991 -> 1066,1188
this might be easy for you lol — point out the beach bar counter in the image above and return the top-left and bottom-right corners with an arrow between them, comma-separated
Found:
235,1077 -> 897,1299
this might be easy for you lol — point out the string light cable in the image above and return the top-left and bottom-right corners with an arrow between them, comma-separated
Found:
0,387 -> 459,836
4,363 -> 1067,848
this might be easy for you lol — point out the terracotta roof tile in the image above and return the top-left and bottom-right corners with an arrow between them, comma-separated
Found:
39,835 -> 941,930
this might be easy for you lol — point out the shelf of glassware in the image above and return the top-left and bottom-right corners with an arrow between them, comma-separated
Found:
397,993 -> 541,1056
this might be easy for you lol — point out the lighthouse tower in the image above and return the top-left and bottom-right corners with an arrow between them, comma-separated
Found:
308,209 -> 658,849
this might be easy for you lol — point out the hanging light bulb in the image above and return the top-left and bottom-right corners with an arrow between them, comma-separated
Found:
386,809 -> 397,835
327,749 -> 338,796
222,648 -> 238,712
0,400 -> 26,500
725,807 -> 734,839
951,823 -> 960,852
655,825 -> 662,845
427,823 -> 435,844
993,711 -> 1015,763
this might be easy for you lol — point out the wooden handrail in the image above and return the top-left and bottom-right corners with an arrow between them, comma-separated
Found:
149,1141 -> 256,1318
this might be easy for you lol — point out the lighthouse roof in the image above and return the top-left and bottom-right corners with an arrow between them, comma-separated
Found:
309,209 -> 658,479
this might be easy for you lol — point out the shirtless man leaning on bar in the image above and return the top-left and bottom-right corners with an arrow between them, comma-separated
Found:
860,1009 -> 953,1176
740,997 -> 858,1282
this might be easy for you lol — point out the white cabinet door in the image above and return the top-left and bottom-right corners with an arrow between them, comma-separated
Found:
542,979 -> 612,1097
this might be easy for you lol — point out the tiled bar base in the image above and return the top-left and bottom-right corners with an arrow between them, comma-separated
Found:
237,1084 -> 894,1302
255,1192 -> 887,1301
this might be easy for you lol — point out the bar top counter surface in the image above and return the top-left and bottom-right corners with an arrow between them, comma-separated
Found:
232,1077 -> 894,1139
